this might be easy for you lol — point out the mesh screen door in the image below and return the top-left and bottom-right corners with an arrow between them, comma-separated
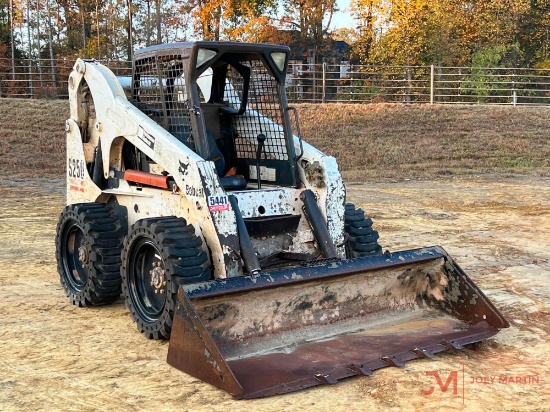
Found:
223,58 -> 294,186
134,56 -> 195,150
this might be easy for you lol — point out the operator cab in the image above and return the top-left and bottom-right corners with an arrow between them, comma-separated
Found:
130,42 -> 298,190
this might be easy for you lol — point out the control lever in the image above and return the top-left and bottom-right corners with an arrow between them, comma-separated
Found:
255,133 -> 266,189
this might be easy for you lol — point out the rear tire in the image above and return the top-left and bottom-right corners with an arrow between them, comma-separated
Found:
55,203 -> 125,306
121,217 -> 211,340
344,203 -> 383,258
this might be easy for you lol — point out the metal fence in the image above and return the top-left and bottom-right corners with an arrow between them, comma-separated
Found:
286,63 -> 550,105
0,58 -> 132,99
2,58 -> 550,106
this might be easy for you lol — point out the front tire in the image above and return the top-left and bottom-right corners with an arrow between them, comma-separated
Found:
121,217 -> 211,340
55,203 -> 125,306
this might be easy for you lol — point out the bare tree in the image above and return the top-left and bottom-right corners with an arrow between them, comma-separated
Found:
26,0 -> 33,96
156,0 -> 161,43
95,0 -> 100,58
80,0 -> 86,50
46,0 -> 57,95
35,0 -> 43,87
126,0 -> 133,60
145,0 -> 151,46
9,0 -> 15,80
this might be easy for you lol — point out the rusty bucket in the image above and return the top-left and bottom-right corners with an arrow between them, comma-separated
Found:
167,246 -> 508,398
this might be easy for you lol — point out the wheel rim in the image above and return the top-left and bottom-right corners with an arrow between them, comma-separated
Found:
61,221 -> 88,292
128,237 -> 167,323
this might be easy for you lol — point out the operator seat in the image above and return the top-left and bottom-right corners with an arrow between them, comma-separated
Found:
205,130 -> 248,190
170,116 -> 247,190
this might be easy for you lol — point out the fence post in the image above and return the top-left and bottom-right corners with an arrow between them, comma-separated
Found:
322,62 -> 327,103
430,64 -> 434,105
28,59 -> 34,98
512,73 -> 517,106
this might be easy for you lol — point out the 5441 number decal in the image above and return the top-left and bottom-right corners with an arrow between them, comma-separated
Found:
208,195 -> 230,212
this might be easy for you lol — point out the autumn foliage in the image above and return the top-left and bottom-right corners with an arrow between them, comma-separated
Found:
0,0 -> 549,69
350,0 -> 550,68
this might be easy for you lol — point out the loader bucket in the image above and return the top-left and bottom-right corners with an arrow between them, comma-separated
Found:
167,246 -> 508,399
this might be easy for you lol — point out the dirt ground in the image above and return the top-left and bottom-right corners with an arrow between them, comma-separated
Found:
0,175 -> 548,411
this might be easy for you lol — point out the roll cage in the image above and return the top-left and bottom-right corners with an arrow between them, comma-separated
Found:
131,42 -> 298,188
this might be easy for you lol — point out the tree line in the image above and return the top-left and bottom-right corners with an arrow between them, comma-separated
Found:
347,0 -> 550,69
0,0 -> 549,68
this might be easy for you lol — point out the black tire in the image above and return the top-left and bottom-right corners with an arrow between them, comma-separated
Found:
346,224 -> 375,237
55,203 -> 125,307
121,217 -> 211,340
344,203 -> 383,258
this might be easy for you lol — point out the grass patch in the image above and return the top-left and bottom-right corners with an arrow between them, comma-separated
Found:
0,98 -> 67,178
1,98 -> 549,180
296,103 -> 550,180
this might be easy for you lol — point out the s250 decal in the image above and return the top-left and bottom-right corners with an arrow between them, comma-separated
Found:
68,158 -> 86,179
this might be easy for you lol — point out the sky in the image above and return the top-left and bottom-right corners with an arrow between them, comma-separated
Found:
332,0 -> 355,29
277,0 -> 355,31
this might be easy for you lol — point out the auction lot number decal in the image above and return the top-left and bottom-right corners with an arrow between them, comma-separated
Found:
208,195 -> 230,212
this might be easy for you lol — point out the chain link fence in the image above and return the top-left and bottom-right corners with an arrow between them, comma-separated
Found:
2,58 -> 550,105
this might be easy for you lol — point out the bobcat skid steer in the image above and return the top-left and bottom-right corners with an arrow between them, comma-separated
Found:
56,42 -> 508,399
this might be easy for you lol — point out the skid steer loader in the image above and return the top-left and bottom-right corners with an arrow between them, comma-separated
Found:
56,41 -> 508,398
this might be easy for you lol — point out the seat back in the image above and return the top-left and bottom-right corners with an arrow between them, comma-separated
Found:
206,130 -> 226,176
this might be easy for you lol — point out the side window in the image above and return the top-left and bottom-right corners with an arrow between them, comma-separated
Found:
131,57 -> 165,127
224,65 -> 244,110
197,68 -> 213,103
228,59 -> 288,162
133,57 -> 163,113
159,57 -> 195,150
133,55 -> 197,151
